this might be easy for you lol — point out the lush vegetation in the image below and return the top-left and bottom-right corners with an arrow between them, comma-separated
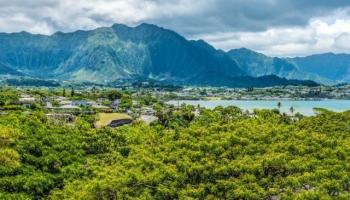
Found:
0,23 -> 324,88
1,94 -> 350,200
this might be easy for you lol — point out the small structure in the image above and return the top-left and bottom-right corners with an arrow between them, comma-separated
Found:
46,102 -> 53,108
110,99 -> 121,109
59,105 -> 80,109
108,118 -> 133,128
95,113 -> 132,128
18,97 -> 36,103
141,107 -> 156,115
55,96 -> 67,101
92,104 -> 111,113
72,100 -> 95,107
97,98 -> 108,103
46,113 -> 76,125
140,115 -> 158,124
59,100 -> 72,106
269,196 -> 281,200
17,95 -> 36,108
92,104 -> 109,109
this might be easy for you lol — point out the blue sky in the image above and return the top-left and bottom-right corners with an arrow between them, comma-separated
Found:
1,0 -> 350,56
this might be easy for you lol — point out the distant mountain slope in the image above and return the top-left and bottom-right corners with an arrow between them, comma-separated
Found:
0,62 -> 23,76
0,23 -> 245,85
227,48 -> 341,84
192,74 -> 318,88
0,23 -> 321,87
292,53 -> 350,83
227,48 -> 300,77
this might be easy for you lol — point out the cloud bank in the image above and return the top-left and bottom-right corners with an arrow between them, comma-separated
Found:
0,0 -> 350,56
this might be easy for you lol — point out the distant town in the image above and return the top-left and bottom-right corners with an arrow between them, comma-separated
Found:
0,83 -> 349,131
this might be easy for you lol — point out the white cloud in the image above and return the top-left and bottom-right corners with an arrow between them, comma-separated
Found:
0,0 -> 349,56
28,22 -> 54,35
334,33 -> 350,50
0,13 -> 53,34
0,0 -> 204,34
193,10 -> 350,57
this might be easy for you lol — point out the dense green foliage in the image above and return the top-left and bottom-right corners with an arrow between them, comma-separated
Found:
0,88 -> 18,106
1,103 -> 350,199
5,78 -> 61,87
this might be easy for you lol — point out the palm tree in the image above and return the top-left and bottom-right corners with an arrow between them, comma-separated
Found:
71,87 -> 75,97
277,102 -> 282,111
290,106 -> 295,115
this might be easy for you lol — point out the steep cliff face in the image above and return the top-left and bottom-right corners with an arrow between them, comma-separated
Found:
0,23 -> 244,85
0,62 -> 23,76
0,23 -> 326,87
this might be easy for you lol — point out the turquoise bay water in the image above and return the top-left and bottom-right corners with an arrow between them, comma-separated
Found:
167,100 -> 350,116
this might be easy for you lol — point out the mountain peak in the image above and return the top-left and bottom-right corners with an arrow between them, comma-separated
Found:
228,47 -> 260,55
137,23 -> 159,28
134,23 -> 170,33
111,23 -> 131,29
0,22 -> 245,86
0,23 -> 347,86
228,48 -> 268,60
191,39 -> 216,51
111,23 -> 164,33
237,47 -> 254,52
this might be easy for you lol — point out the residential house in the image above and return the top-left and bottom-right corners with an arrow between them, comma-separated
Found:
59,105 -> 80,110
59,100 -> 72,106
72,100 -> 94,107
18,95 -> 36,108
108,118 -> 133,128
46,113 -> 76,125
110,99 -> 121,109
141,107 -> 156,115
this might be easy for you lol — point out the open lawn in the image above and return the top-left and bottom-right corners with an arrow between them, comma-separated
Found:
95,113 -> 132,128
204,96 -> 221,100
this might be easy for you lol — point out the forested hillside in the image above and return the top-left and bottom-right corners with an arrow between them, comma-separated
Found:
1,89 -> 350,199
0,24 -> 319,87
0,24 -> 244,85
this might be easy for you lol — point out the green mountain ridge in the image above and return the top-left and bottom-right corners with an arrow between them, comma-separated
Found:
292,53 -> 350,83
0,23 -> 250,86
0,23 -> 332,87
227,48 -> 350,85
0,62 -> 23,76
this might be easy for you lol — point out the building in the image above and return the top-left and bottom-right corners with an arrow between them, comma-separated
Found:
46,113 -> 76,125
72,100 -> 94,107
140,115 -> 158,124
110,99 -> 121,109
17,95 -> 36,108
141,107 -> 156,115
58,105 -> 81,110
108,118 -> 133,128
59,100 -> 73,106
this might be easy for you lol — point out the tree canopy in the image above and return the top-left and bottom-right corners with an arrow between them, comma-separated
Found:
1,104 -> 350,199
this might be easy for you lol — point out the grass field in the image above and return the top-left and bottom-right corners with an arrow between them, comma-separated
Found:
204,96 -> 221,100
95,113 -> 132,128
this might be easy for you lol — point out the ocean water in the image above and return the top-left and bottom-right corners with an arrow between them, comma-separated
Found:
167,100 -> 350,116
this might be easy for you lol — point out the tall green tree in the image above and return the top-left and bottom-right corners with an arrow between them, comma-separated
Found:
71,88 -> 75,97
277,101 -> 282,110
107,90 -> 123,101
